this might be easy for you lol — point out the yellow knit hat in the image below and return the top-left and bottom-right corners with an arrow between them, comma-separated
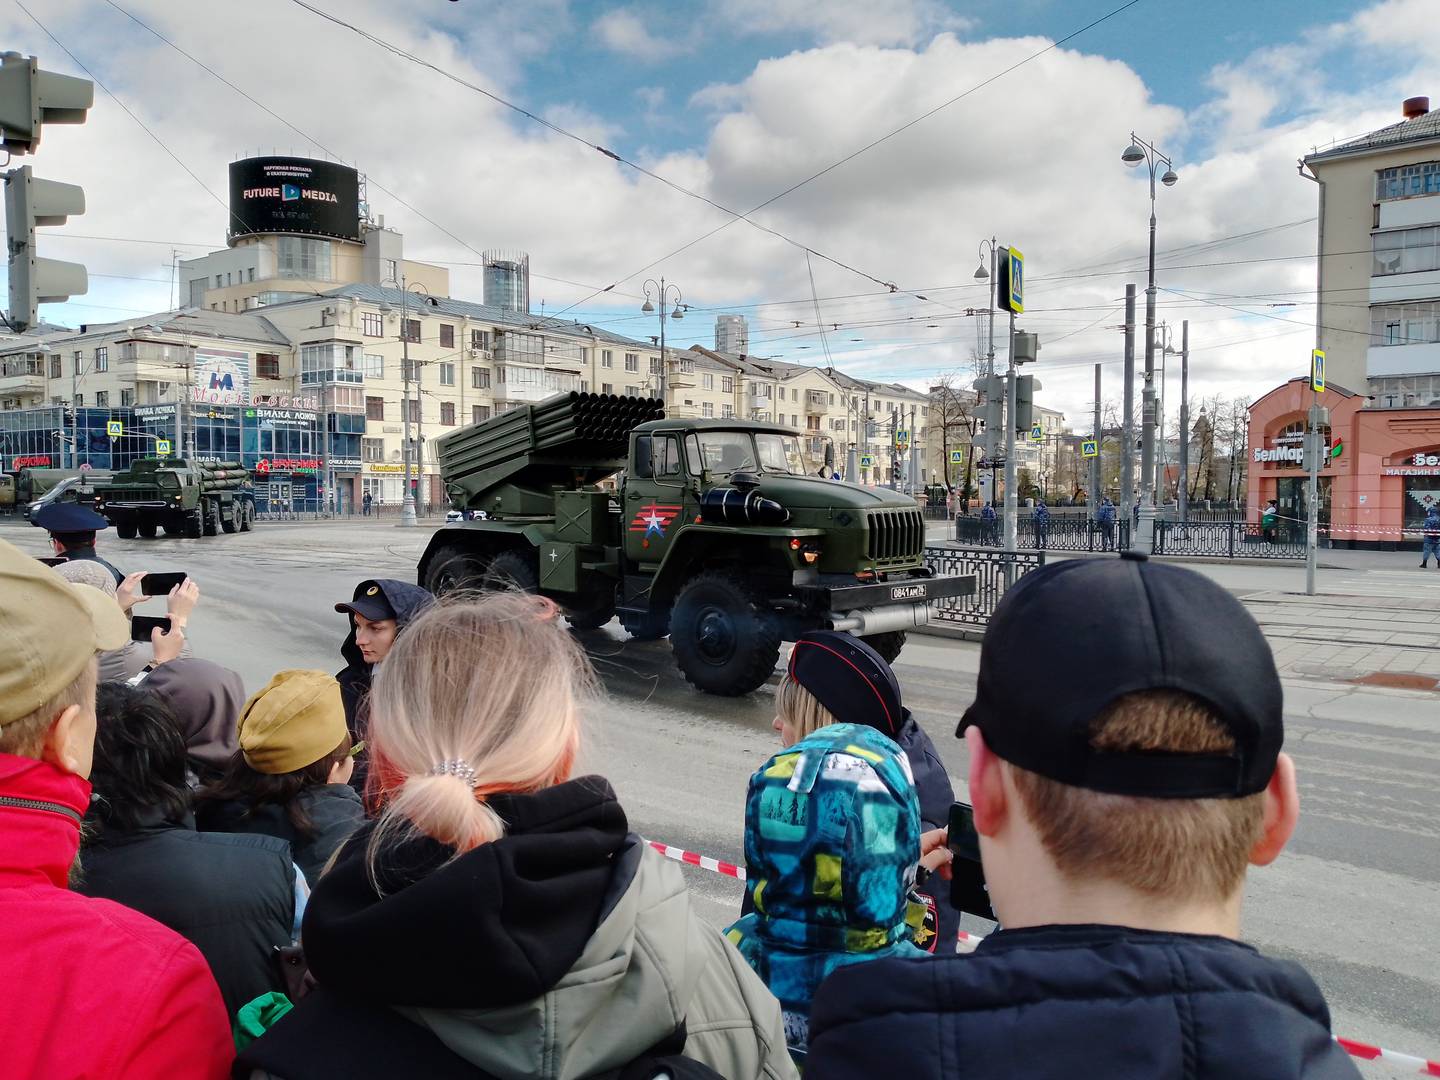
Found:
238,670 -> 348,775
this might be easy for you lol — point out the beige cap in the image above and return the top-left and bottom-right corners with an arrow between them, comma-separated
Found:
238,669 -> 348,775
0,538 -> 129,727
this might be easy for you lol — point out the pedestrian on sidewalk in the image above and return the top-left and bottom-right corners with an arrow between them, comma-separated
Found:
1421,506 -> 1440,568
1262,499 -> 1279,544
981,502 -> 997,546
1033,499 -> 1050,550
362,491 -> 372,517
1097,497 -> 1117,552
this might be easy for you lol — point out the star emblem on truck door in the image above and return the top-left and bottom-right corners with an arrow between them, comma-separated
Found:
628,504 -> 681,541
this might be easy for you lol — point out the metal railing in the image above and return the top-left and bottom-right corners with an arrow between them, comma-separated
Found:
1153,520 -> 1308,559
924,545 -> 1045,628
953,515 -> 1131,552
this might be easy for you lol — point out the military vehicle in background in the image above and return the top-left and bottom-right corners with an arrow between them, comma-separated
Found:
418,392 -> 974,696
21,469 -> 113,521
94,458 -> 255,539
0,472 -> 14,514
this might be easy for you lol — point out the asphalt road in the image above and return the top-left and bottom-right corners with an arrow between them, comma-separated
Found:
4,516 -> 1435,1076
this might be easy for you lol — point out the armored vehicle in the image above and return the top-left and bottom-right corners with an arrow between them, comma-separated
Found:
95,458 -> 255,539
418,392 -> 974,696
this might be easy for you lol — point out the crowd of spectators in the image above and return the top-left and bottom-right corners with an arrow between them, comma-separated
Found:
0,523 -> 1362,1079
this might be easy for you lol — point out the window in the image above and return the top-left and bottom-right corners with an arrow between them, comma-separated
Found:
1377,161 -> 1440,201
248,267 -> 256,283
441,402 -> 456,426
467,366 -> 488,389
276,236 -> 333,281
721,404 -> 734,419
215,274 -> 223,288
366,396 -> 385,420
722,376 -> 733,393
75,394 -> 83,407
702,373 -> 714,390
1373,226 -> 1440,276
362,437 -> 386,462
649,355 -> 663,375
94,347 -> 108,373
680,357 -> 695,374
602,349 -> 613,368
829,393 -> 835,405
581,380 -> 589,392
120,389 -> 135,407
95,391 -> 109,407
256,353 -> 281,379
702,402 -> 714,417
439,324 -> 455,349
72,351 -> 81,377
624,352 -> 639,372
385,258 -> 398,281
48,354 -> 60,379
1371,300 -> 1440,346
362,311 -> 384,337
471,329 -> 492,352
625,385 -> 640,397
301,344 -> 363,385
439,363 -> 455,386
406,398 -> 421,423
472,404 -> 491,424
363,353 -> 384,378
601,382 -> 614,395
401,358 -> 419,383
791,413 -> 798,426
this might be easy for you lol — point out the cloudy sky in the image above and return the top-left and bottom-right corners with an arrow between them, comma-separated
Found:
8,0 -> 1439,423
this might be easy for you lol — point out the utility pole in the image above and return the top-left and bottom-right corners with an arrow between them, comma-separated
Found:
1121,284 -> 1136,520
1003,307 -> 1018,553
1305,349 -> 1326,596
1178,320 -> 1190,524
1091,363 -> 1101,511
399,281 -> 417,527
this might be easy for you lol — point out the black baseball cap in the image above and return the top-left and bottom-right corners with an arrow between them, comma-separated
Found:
788,631 -> 904,737
958,552 -> 1283,799
334,580 -> 397,623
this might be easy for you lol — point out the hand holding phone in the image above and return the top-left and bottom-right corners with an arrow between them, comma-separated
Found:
140,572 -> 188,596
130,614 -> 171,643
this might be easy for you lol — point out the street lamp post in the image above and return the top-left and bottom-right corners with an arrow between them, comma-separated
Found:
380,275 -> 433,528
641,278 -> 683,404
1121,132 -> 1178,550
974,238 -> 999,512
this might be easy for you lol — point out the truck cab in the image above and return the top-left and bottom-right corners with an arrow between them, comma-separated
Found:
418,396 -> 974,696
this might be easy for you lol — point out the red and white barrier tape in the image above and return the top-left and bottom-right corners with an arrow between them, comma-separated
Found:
649,838 -> 1439,1074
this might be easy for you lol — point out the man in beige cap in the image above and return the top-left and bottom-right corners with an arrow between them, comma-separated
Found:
0,537 -> 233,1077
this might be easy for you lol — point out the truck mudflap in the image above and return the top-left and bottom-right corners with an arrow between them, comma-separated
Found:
804,572 -> 975,613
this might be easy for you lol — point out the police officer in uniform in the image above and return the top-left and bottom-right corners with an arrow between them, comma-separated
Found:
33,503 -> 125,586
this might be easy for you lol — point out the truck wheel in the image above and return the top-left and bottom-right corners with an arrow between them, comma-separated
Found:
565,592 -> 616,631
221,508 -> 237,534
671,569 -> 781,696
861,631 -> 906,664
424,550 -> 487,594
238,503 -> 253,532
138,522 -> 158,540
116,521 -> 138,540
183,509 -> 203,539
483,550 -> 540,594
203,503 -> 221,537
620,611 -> 670,641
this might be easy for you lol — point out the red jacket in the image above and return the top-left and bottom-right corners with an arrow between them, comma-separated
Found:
0,753 -> 233,1079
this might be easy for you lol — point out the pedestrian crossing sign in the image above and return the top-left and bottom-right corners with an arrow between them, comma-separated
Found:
860,453 -> 875,468
1311,349 -> 1325,394
949,450 -> 964,463
156,439 -> 172,455
1081,439 -> 1098,458
105,421 -> 123,437
1030,422 -> 1043,441
895,429 -> 910,450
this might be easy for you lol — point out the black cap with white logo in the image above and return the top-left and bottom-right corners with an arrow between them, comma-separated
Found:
957,552 -> 1284,799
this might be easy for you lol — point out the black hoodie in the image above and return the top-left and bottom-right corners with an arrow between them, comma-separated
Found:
335,578 -> 432,792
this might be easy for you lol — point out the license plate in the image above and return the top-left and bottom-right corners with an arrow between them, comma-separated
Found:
891,583 -> 927,601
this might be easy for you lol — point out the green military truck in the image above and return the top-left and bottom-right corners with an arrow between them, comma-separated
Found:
94,458 -> 256,539
417,392 -> 975,696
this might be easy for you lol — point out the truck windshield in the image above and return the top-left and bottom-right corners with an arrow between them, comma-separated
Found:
694,432 -> 758,474
157,472 -> 180,489
756,433 -> 806,474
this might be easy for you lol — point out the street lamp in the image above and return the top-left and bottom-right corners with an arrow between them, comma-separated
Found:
379,275 -> 433,528
1120,131 -> 1179,547
640,278 -> 683,403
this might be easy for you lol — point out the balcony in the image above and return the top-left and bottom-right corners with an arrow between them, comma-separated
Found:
493,363 -> 582,404
805,390 -> 832,415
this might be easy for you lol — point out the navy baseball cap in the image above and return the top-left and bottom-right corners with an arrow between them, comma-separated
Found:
334,580 -> 397,623
788,630 -> 904,737
33,503 -> 109,535
958,552 -> 1284,799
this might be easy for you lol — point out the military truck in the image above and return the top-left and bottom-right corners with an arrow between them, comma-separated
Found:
418,392 -> 975,696
94,458 -> 256,539
21,470 -> 113,521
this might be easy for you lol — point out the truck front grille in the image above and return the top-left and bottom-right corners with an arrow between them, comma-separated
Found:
865,508 -> 924,564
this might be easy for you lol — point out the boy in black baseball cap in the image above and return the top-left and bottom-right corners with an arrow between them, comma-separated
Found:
805,554 -> 1360,1080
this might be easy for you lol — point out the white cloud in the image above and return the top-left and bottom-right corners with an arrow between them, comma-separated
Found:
710,0 -> 970,48
11,0 -> 1438,430
592,6 -> 687,61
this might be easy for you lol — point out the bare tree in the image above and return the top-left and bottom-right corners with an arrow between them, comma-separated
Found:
929,371 -> 978,510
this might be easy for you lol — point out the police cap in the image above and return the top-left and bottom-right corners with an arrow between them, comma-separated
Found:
33,503 -> 110,536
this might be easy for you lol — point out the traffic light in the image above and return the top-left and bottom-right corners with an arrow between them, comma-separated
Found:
0,53 -> 93,156
1014,374 -> 1035,434
5,165 -> 87,332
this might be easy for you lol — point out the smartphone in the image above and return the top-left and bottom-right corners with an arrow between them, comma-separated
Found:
140,572 -> 188,596
947,801 -> 997,922
131,614 -> 172,643
37,556 -> 67,567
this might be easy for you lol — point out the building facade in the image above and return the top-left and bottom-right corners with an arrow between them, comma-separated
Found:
714,314 -> 748,354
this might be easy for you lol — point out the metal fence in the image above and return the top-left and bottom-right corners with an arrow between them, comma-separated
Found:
1152,520 -> 1308,560
923,545 -> 1046,628
953,515 -> 1131,552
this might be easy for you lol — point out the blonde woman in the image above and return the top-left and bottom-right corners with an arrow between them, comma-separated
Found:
237,593 -> 796,1080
